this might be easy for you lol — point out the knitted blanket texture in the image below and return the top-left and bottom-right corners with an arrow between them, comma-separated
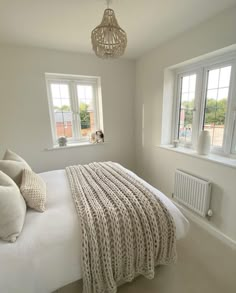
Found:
66,162 -> 177,293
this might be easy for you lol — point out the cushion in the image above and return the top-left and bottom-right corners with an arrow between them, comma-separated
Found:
20,169 -> 46,212
0,149 -> 31,186
3,149 -> 30,164
0,171 -> 26,242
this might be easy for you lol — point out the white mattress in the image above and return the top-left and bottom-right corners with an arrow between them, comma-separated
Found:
0,165 -> 189,293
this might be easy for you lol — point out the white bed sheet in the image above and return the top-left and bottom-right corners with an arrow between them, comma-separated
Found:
0,165 -> 189,293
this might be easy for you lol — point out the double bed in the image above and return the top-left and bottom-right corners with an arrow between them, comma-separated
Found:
0,164 -> 189,293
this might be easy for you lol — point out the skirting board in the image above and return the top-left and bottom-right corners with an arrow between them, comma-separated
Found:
173,199 -> 236,250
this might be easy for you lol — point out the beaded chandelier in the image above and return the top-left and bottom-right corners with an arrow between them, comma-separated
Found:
91,0 -> 127,58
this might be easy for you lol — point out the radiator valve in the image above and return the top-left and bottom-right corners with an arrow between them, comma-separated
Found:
207,209 -> 213,217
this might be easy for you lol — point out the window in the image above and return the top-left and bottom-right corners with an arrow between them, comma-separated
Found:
177,73 -> 197,145
173,53 -> 236,156
203,66 -> 231,148
46,73 -> 103,146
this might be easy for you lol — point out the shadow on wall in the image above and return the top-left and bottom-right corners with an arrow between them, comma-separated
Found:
210,183 -> 223,230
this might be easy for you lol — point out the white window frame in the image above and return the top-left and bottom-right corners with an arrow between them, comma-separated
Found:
232,112 -> 236,154
45,73 -> 103,146
172,68 -> 203,148
172,52 -> 236,157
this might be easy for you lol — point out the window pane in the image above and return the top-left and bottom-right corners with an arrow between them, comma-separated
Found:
183,110 -> 193,143
218,88 -> 228,101
50,83 -> 73,139
77,85 -> 96,137
206,100 -> 216,110
51,84 -> 60,98
181,93 -> 188,102
219,66 -> 231,88
182,76 -> 189,93
178,74 -> 196,144
203,66 -> 231,148
208,69 -> 219,89
189,75 -> 196,92
188,93 -> 195,104
54,112 -> 73,138
207,89 -> 217,101
205,114 -> 225,147
51,84 -> 69,99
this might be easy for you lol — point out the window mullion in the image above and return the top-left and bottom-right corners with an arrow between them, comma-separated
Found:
192,68 -> 204,148
226,61 -> 236,154
231,111 -> 236,154
173,75 -> 182,142
92,84 -> 99,130
223,99 -> 233,155
70,81 -> 80,141
199,68 -> 209,134
74,82 -> 83,140
47,81 -> 58,145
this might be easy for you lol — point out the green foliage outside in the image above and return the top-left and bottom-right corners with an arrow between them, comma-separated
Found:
54,104 -> 70,112
182,98 -> 227,126
54,102 -> 90,129
79,103 -> 91,129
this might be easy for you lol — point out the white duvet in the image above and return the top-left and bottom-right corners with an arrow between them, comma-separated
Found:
0,166 -> 189,293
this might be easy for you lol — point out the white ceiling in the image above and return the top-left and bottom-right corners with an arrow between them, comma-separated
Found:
0,0 -> 236,59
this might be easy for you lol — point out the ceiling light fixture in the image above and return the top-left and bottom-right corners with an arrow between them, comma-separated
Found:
91,0 -> 127,58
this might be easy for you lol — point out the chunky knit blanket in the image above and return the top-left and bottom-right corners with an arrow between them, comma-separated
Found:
66,162 -> 177,293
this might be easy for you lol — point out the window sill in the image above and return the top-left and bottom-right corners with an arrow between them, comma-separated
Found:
45,141 -> 108,151
158,145 -> 236,169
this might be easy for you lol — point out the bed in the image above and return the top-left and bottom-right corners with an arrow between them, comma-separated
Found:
0,164 -> 189,293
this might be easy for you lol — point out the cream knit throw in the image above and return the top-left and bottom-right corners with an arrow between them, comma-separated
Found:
66,162 -> 177,293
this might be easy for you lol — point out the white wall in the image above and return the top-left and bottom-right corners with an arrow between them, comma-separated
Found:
135,6 -> 236,242
0,46 -> 135,172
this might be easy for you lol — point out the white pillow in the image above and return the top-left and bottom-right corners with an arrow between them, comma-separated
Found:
0,171 -> 26,242
0,149 -> 31,186
20,169 -> 46,212
3,149 -> 30,164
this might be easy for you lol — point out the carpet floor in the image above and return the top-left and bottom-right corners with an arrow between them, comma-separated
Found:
56,220 -> 236,293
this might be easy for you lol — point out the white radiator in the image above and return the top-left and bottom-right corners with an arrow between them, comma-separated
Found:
174,169 -> 212,217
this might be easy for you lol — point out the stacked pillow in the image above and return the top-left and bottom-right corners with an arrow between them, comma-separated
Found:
0,171 -> 26,242
20,168 -> 46,212
0,149 -> 32,186
0,149 -> 46,243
